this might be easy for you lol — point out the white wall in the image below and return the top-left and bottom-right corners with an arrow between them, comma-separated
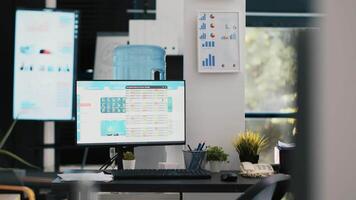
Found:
183,1 -> 245,198
129,0 -> 184,55
313,0 -> 356,199
43,0 -> 56,172
136,0 -> 246,172
183,0 -> 245,170
133,0 -> 185,169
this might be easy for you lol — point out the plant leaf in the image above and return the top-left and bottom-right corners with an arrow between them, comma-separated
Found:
0,149 -> 41,170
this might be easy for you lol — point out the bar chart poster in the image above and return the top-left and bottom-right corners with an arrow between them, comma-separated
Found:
197,11 -> 240,73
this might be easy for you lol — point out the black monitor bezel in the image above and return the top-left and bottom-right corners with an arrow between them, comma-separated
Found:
75,80 -> 186,147
12,8 -> 79,121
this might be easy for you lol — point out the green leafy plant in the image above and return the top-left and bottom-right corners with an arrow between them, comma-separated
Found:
122,151 -> 135,160
0,120 -> 17,149
0,149 -> 40,170
233,130 -> 268,162
206,146 -> 228,162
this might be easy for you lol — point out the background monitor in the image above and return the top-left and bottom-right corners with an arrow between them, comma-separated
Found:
13,9 -> 79,120
76,80 -> 185,145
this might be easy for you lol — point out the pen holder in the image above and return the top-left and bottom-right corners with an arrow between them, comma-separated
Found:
183,150 -> 207,170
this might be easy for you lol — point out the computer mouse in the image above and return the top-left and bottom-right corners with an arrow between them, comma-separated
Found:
220,172 -> 238,182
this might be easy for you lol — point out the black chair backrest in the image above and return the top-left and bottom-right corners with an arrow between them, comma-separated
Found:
237,174 -> 291,200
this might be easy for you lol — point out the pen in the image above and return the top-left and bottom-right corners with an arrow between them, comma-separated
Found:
196,143 -> 201,151
187,145 -> 192,151
200,142 -> 205,151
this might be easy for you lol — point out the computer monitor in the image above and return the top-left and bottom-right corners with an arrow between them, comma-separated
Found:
13,9 -> 79,120
76,80 -> 185,145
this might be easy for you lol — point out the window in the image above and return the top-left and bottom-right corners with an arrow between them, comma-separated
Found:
245,27 -> 310,163
246,28 -> 299,113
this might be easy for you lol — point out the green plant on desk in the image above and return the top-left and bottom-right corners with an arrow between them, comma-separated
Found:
123,151 -> 135,160
233,130 -> 268,164
207,146 -> 228,172
207,146 -> 228,162
122,151 -> 135,170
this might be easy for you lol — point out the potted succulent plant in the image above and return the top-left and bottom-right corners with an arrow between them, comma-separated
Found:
233,130 -> 268,164
206,146 -> 229,172
122,151 -> 135,170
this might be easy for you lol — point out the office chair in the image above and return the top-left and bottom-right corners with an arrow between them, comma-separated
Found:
0,169 -> 36,200
0,185 -> 35,200
237,174 -> 291,200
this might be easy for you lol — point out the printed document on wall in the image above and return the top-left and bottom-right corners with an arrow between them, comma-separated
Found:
197,11 -> 240,73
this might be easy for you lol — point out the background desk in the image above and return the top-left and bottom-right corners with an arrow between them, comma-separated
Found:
50,172 -> 261,200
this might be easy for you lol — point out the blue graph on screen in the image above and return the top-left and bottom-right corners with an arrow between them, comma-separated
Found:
199,14 -> 206,21
201,41 -> 215,48
200,33 -> 206,39
202,54 -> 216,67
200,23 -> 206,30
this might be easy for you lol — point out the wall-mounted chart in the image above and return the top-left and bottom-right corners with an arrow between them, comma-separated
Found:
197,11 -> 240,73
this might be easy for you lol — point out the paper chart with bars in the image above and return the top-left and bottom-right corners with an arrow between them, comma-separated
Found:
197,11 -> 240,73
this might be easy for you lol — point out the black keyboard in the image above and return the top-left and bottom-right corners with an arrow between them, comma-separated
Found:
112,169 -> 211,180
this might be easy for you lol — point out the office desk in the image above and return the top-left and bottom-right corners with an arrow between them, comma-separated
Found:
51,172 -> 261,200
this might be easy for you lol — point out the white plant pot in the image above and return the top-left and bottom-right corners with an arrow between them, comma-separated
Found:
209,161 -> 223,173
123,160 -> 136,170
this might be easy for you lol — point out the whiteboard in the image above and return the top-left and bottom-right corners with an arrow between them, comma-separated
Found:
94,32 -> 129,80
197,11 -> 240,73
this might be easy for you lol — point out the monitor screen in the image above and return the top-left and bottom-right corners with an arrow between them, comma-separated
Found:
76,81 -> 185,145
13,9 -> 79,120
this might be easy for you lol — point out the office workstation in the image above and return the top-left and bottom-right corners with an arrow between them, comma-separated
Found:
1,0 -> 356,200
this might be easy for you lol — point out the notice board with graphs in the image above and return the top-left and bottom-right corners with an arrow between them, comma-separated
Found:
197,11 -> 240,73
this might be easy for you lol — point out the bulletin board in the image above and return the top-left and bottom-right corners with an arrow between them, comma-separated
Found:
197,11 -> 240,73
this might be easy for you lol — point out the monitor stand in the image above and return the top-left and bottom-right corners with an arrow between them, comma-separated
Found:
115,146 -> 134,170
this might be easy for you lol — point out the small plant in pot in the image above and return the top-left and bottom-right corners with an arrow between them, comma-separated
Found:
122,151 -> 135,170
206,146 -> 229,172
233,130 -> 268,164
